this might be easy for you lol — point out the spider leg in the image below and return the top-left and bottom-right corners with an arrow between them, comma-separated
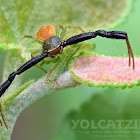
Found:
64,25 -> 85,32
31,49 -> 48,73
0,52 -> 49,128
0,119 -> 3,126
0,52 -> 48,97
0,102 -> 8,129
16,52 -> 49,75
61,32 -> 97,47
23,35 -> 43,44
56,25 -> 84,39
94,30 -> 135,70
61,30 -> 135,70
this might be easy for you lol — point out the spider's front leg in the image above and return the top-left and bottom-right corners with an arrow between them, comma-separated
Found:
61,30 -> 135,70
0,52 -> 49,98
94,30 -> 135,69
0,52 -> 49,128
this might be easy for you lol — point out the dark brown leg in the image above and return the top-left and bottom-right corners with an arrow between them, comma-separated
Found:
0,102 -> 8,129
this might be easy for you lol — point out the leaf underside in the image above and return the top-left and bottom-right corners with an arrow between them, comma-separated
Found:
70,54 -> 140,88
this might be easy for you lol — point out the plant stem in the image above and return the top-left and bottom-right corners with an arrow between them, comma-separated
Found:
0,71 -> 79,140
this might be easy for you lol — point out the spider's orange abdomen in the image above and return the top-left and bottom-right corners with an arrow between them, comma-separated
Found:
37,25 -> 55,41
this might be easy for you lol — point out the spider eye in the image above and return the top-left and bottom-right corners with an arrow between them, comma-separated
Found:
37,25 -> 55,41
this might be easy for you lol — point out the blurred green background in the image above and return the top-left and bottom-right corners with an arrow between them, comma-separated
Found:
0,0 -> 140,139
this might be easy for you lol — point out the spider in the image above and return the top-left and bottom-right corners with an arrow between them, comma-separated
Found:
0,25 -> 135,129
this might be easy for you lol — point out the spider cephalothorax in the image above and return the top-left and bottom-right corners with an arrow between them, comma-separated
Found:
0,24 -> 135,128
43,36 -> 62,52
